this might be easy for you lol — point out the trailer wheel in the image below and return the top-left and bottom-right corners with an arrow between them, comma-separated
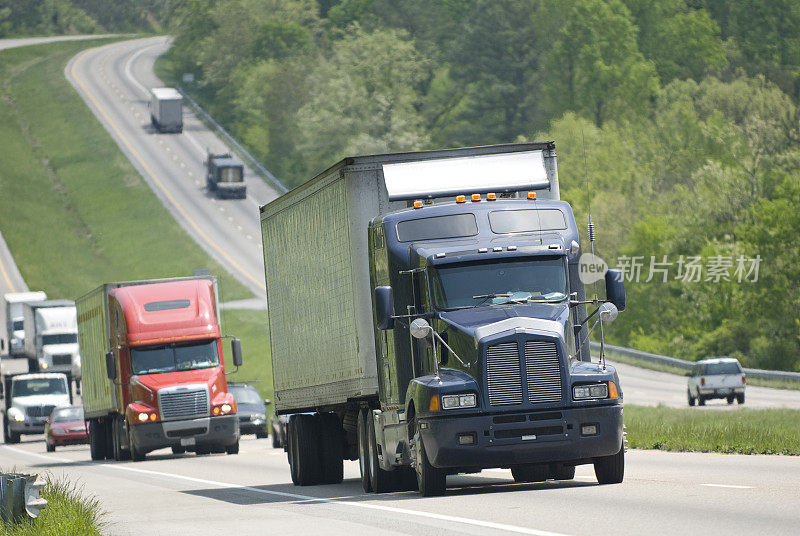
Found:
511,464 -> 548,483
357,409 -> 372,492
594,446 -> 625,484
318,413 -> 344,484
288,415 -> 299,484
293,414 -> 322,485
89,420 -> 106,460
413,421 -> 446,497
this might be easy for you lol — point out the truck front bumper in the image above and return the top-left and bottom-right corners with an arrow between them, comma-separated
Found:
419,404 -> 623,469
9,419 -> 46,435
130,414 -> 239,453
216,185 -> 246,199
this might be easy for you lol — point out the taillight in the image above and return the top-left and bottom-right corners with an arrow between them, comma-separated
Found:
701,377 -> 705,386
742,376 -> 746,384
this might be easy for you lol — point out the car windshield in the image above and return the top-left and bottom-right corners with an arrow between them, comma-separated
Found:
230,387 -> 262,405
131,340 -> 220,375
53,407 -> 83,422
705,362 -> 741,375
42,333 -> 78,345
431,256 -> 568,310
12,378 -> 68,397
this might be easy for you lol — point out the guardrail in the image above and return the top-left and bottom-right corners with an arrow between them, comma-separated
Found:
176,86 -> 289,195
0,472 -> 47,522
590,341 -> 800,383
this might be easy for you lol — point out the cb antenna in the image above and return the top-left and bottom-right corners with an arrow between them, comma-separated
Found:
582,130 -> 606,370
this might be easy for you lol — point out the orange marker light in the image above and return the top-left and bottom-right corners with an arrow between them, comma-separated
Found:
471,193 -> 481,202
212,407 -> 221,415
486,192 -> 497,201
607,381 -> 619,399
527,192 -> 537,200
150,413 -> 157,422
413,200 -> 424,209
429,395 -> 441,412
456,195 -> 466,203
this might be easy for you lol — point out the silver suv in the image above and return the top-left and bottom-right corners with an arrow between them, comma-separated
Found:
687,357 -> 745,406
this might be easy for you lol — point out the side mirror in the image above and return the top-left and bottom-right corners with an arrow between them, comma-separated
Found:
605,269 -> 626,312
410,318 -> 431,339
231,338 -> 243,367
374,286 -> 395,330
599,302 -> 618,323
105,351 -> 117,381
264,399 -> 272,407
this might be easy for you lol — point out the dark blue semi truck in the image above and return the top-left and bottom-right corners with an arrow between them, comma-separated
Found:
260,143 -> 627,496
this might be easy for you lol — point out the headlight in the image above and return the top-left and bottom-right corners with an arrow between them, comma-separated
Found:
573,383 -> 609,400
8,407 -> 25,422
441,393 -> 477,409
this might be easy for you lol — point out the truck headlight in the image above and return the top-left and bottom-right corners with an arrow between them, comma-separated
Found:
441,393 -> 477,409
573,383 -> 609,400
8,407 -> 25,422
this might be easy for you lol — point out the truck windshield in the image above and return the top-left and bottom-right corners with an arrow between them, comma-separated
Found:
431,256 -> 568,310
220,167 -> 242,182
131,340 -> 220,375
42,333 -> 78,345
12,320 -> 23,331
12,378 -> 68,397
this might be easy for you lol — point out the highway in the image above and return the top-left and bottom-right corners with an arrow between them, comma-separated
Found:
2,435 -> 799,536
64,36 -> 279,299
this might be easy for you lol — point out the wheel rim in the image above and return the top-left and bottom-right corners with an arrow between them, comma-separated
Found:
367,426 -> 376,480
358,423 -> 367,478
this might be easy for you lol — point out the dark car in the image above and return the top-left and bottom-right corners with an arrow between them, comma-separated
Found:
45,405 -> 88,451
229,384 -> 269,438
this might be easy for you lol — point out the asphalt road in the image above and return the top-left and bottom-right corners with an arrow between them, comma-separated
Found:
64,36 -> 278,299
2,435 -> 798,536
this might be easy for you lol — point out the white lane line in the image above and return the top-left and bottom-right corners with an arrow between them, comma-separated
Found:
701,483 -> 754,489
123,43 -> 158,98
184,131 -> 208,158
0,446 -> 573,536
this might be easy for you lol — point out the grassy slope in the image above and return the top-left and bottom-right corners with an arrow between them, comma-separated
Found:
0,41 -> 272,389
625,405 -> 800,455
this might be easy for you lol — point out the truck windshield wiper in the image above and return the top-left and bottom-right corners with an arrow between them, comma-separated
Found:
472,293 -> 512,307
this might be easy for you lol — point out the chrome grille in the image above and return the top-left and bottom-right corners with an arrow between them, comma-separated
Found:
26,405 -> 55,418
159,387 -> 209,420
525,341 -> 562,403
486,342 -> 523,405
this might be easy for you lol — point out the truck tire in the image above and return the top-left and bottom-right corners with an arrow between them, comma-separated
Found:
357,409 -> 372,493
28,359 -> 39,373
511,464 -> 548,483
226,440 -> 240,455
727,395 -> 734,404
368,410 -> 395,493
172,445 -> 186,455
112,418 -> 131,461
594,446 -> 625,484
293,414 -> 322,485
89,420 -> 106,460
549,463 -> 576,480
4,418 -> 20,444
128,430 -> 146,462
687,390 -> 696,406
413,422 -> 446,497
288,416 -> 299,484
737,393 -> 745,404
317,412 -> 344,484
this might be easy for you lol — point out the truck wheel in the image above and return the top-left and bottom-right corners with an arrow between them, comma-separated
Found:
28,359 -> 39,373
511,464 -> 548,483
288,416 -> 299,484
687,391 -> 696,406
737,393 -> 745,404
698,395 -> 706,406
357,409 -> 372,493
4,418 -> 20,444
226,440 -> 240,455
129,430 -> 146,462
413,422 -> 446,497
549,463 -> 575,480
594,446 -> 625,484
726,395 -> 734,404
89,420 -> 106,460
294,414 -> 322,485
318,413 -> 344,484
112,419 -> 131,461
172,445 -> 186,455
368,410 -> 394,493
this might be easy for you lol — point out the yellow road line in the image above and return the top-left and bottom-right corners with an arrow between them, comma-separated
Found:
70,46 -> 265,291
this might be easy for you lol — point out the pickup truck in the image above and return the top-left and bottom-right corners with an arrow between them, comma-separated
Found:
2,372 -> 72,443
687,357 -> 745,405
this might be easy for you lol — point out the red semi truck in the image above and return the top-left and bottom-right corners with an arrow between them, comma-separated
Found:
76,276 -> 242,461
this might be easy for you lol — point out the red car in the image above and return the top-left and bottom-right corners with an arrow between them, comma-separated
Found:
45,406 -> 88,451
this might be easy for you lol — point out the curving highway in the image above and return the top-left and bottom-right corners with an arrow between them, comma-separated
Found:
65,36 -> 278,299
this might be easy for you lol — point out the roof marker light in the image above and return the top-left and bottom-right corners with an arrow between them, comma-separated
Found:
493,247 -> 502,252
487,192 -> 497,201
435,252 -> 446,259
456,195 -> 466,203
527,192 -> 537,200
478,248 -> 488,253
413,200 -> 424,209
508,245 -> 517,251
471,193 -> 481,202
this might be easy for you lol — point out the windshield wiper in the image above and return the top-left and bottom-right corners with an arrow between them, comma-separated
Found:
472,293 -> 511,307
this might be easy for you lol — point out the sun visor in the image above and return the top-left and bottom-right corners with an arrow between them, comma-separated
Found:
382,150 -> 550,201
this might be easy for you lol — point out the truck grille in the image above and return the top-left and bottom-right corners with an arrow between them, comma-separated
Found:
486,342 -> 523,405
525,341 -> 562,403
52,354 -> 72,366
26,405 -> 55,418
485,340 -> 563,406
159,387 -> 209,420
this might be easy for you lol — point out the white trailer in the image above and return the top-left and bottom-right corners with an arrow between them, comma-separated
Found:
150,87 -> 183,133
2,292 -> 47,357
21,300 -> 80,386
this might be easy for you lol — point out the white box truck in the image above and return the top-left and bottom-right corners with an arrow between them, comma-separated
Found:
22,300 -> 80,388
150,87 -> 183,133
2,292 -> 47,357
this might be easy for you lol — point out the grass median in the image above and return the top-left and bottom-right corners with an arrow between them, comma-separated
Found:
625,404 -> 800,455
0,475 -> 105,536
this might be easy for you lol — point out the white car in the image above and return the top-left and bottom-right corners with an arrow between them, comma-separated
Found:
687,357 -> 745,406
